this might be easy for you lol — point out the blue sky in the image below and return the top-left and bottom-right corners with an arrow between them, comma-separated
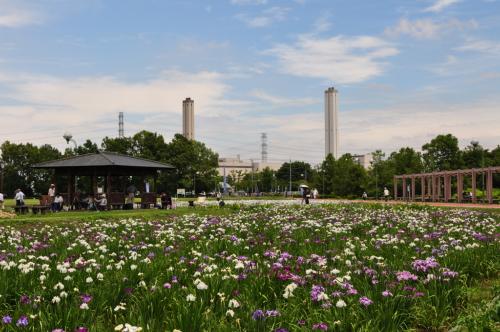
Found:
0,0 -> 499,164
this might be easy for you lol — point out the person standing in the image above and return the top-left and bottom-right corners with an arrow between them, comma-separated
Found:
14,189 -> 25,206
48,184 -> 56,211
362,192 -> 368,200
0,192 -> 4,210
383,187 -> 390,202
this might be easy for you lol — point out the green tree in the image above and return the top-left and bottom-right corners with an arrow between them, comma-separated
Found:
462,141 -> 489,169
331,154 -> 367,197
260,167 -> 275,192
64,139 -> 99,156
422,134 -> 463,171
319,154 -> 336,194
101,136 -> 134,155
389,147 -> 423,175
131,131 -> 168,161
1,141 -> 61,197
276,161 -> 312,190
162,134 -> 219,194
366,150 -> 394,198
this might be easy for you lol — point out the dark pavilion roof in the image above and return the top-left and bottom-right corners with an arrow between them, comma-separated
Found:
32,151 -> 175,169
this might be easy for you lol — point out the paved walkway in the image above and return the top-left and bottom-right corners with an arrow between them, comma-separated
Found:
319,199 -> 500,209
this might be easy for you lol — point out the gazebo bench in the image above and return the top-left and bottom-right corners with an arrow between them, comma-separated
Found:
14,206 -> 29,214
32,205 -> 51,214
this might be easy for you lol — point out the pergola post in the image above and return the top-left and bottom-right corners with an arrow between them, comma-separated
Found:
421,176 -> 425,202
471,171 -> 477,203
402,177 -> 407,200
393,177 -> 398,200
438,176 -> 442,201
486,169 -> 493,204
411,176 -> 416,201
444,174 -> 449,202
428,176 -> 432,201
432,175 -> 437,202
457,173 -> 463,203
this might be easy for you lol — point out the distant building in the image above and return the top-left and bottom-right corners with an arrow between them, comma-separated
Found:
218,156 -> 254,176
325,87 -> 339,158
217,155 -> 281,176
182,98 -> 194,140
353,153 -> 373,170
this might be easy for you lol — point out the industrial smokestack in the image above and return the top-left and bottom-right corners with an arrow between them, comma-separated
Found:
118,112 -> 124,138
182,98 -> 194,140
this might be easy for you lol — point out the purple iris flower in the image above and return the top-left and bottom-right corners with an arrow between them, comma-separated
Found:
252,309 -> 265,320
16,315 -> 29,327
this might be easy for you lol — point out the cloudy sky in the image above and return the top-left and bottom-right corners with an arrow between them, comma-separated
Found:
0,0 -> 499,164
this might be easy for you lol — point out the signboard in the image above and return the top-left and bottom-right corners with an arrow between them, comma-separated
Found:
177,188 -> 186,196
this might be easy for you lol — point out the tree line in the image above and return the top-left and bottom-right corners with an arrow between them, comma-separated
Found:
0,132 -> 218,197
0,132 -> 498,198
226,134 -> 500,198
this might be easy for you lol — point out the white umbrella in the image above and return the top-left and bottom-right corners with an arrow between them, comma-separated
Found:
299,184 -> 309,188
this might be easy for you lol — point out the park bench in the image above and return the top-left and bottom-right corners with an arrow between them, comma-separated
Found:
108,192 -> 125,210
141,193 -> 157,209
31,195 -> 52,214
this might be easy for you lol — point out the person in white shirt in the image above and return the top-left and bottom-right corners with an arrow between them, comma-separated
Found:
48,184 -> 57,211
54,193 -> 64,212
96,194 -> 107,211
14,189 -> 25,206
0,192 -> 4,210
383,187 -> 390,201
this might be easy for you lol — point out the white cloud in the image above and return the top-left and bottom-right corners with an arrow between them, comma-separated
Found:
230,0 -> 267,5
385,18 -> 477,39
0,1 -> 42,28
251,90 -> 318,107
424,0 -> 460,13
457,39 -> 500,55
236,6 -> 289,28
267,35 -> 398,84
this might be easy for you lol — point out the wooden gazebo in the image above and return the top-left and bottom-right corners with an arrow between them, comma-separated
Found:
32,151 -> 175,208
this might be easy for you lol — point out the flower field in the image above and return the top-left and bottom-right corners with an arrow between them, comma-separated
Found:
0,204 -> 498,331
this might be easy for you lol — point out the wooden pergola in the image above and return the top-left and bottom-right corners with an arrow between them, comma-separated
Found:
32,151 -> 175,208
394,166 -> 500,204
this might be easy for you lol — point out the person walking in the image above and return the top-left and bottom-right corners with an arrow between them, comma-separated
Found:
0,192 -> 4,210
383,187 -> 390,202
14,189 -> 25,206
362,191 -> 368,200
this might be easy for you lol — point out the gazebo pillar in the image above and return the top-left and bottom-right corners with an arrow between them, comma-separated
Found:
67,170 -> 74,210
106,170 -> 111,209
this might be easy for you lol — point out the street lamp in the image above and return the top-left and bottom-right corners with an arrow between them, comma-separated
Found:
63,132 -> 77,149
0,160 -> 5,194
193,171 -> 199,195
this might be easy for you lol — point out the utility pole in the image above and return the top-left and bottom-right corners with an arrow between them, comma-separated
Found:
289,159 -> 292,193
250,159 -> 254,194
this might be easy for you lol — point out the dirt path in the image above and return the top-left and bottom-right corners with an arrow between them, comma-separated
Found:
317,199 -> 500,209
